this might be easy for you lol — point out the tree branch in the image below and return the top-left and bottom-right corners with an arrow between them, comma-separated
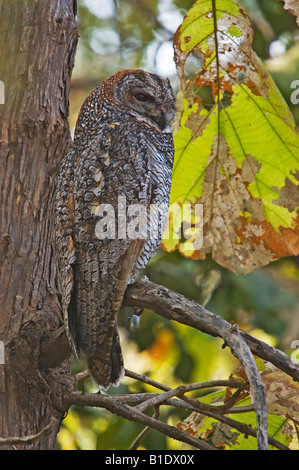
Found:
123,277 -> 299,382
122,276 -> 299,450
64,391 -> 215,450
129,407 -> 160,450
62,373 -> 289,451
39,276 -> 299,450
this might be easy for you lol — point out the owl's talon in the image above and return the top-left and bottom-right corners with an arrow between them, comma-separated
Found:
130,308 -> 144,330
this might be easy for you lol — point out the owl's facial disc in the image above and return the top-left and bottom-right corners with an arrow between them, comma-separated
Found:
114,72 -> 174,132
131,89 -> 168,131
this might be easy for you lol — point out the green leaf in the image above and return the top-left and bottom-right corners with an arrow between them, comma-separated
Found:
163,0 -> 299,274
279,0 -> 299,27
179,390 -> 295,450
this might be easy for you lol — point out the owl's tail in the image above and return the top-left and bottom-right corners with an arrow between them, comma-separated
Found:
86,327 -> 125,390
67,277 -> 125,390
67,240 -> 145,390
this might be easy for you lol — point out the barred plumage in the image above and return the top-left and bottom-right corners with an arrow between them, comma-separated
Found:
54,69 -> 175,389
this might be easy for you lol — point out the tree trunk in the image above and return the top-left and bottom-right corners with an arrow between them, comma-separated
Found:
0,0 -> 78,449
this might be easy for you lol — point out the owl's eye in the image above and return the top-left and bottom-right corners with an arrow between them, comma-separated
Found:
133,92 -> 151,103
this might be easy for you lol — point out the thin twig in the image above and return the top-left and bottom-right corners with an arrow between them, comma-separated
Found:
134,383 -> 248,415
74,369 -> 90,382
116,392 -> 256,414
125,369 -> 170,391
64,389 -> 289,451
172,393 -> 289,451
135,389 -> 179,413
129,407 -> 160,450
175,379 -> 249,393
221,324 -> 268,450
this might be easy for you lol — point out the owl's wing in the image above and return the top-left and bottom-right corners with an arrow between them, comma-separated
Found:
54,148 -> 77,350
58,123 -> 152,389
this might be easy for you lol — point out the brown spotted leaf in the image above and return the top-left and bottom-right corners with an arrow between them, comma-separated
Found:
261,362 -> 299,423
162,0 -> 299,274
279,0 -> 299,26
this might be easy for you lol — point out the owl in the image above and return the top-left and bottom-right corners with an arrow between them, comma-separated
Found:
54,69 -> 175,389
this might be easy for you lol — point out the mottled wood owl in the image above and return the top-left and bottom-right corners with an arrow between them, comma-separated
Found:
54,69 -> 175,389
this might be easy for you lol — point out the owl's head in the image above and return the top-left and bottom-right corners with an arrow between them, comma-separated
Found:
110,69 -> 175,133
75,69 -> 175,142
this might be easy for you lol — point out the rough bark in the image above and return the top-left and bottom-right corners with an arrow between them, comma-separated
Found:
0,0 -> 77,449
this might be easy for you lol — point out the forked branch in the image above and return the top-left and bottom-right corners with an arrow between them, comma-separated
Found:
40,276 -> 299,450
123,277 -> 299,382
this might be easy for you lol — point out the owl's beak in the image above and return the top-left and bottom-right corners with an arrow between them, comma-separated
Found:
156,107 -> 167,131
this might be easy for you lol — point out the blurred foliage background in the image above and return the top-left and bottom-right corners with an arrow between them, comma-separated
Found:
56,0 -> 299,450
